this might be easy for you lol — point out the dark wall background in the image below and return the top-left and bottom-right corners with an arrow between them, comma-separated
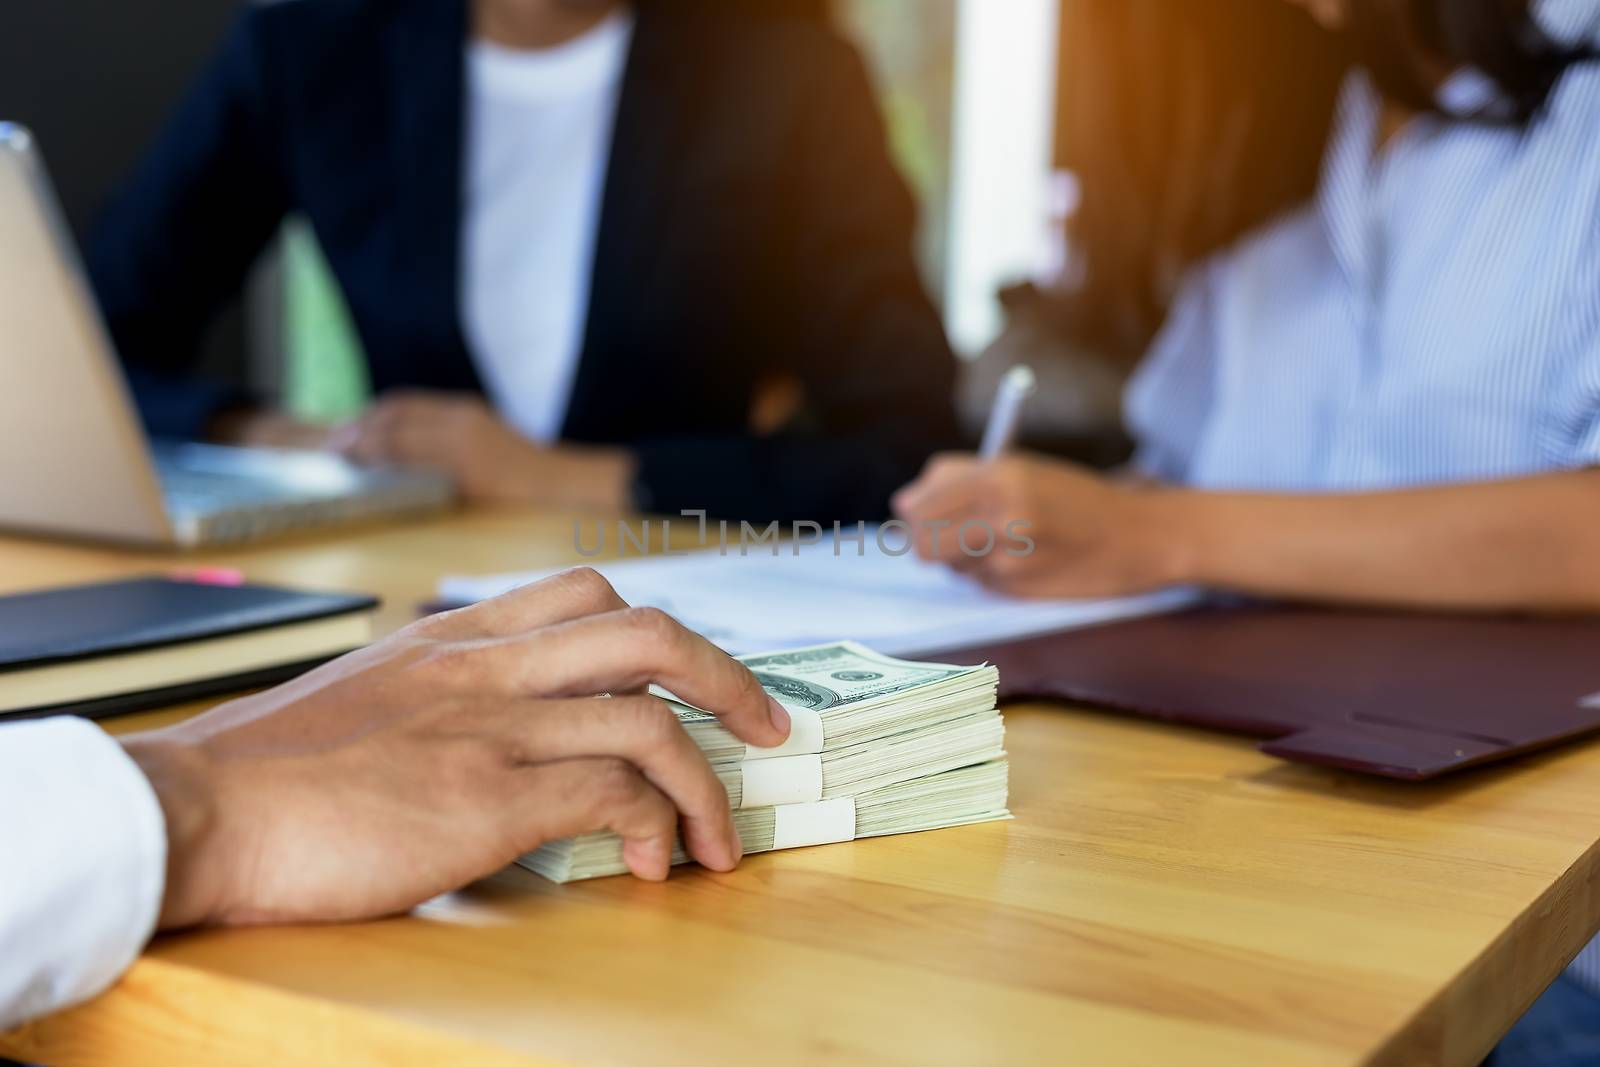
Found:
0,0 -> 251,386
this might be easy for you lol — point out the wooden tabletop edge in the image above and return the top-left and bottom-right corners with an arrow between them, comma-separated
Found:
0,954 -> 568,1067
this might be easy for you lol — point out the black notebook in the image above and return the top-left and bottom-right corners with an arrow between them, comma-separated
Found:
0,576 -> 378,720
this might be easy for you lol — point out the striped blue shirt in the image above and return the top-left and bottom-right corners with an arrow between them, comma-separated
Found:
1124,5 -> 1600,997
1128,41 -> 1600,491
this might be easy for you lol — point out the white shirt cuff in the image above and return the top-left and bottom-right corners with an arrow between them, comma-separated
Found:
0,717 -> 167,1028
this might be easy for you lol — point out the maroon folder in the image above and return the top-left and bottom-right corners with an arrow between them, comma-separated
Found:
929,605 -> 1600,780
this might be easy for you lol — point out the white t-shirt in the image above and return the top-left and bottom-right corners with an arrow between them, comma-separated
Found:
460,11 -> 635,444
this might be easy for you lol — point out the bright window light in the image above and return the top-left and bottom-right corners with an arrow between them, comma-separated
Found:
945,0 -> 1061,357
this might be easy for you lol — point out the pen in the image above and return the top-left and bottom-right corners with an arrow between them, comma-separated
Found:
978,365 -> 1037,461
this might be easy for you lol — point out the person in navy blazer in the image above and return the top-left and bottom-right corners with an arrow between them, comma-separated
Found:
86,0 -> 957,524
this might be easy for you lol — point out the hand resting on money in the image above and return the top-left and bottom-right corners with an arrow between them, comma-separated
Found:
119,567 -> 792,930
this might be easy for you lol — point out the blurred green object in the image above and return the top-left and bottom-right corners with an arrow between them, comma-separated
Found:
282,219 -> 370,422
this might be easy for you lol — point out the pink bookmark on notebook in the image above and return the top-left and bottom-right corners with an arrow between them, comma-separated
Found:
168,567 -> 246,587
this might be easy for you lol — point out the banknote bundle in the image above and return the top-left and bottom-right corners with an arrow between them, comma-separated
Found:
519,641 -> 1010,883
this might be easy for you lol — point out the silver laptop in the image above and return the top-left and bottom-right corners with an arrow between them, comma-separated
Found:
0,124 -> 454,547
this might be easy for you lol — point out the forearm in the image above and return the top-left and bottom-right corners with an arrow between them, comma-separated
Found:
120,732 -> 222,930
1162,470 -> 1600,611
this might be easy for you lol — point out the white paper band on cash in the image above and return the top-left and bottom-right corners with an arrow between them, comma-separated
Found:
771,797 -> 857,850
743,705 -> 824,760
739,754 -> 824,808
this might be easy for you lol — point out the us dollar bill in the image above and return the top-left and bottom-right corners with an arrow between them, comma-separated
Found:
660,642 -> 996,761
740,641 -> 977,710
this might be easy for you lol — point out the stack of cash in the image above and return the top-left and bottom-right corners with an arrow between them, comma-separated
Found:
520,642 -> 1010,883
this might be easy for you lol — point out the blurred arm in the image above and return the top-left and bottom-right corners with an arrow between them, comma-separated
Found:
1167,470 -> 1600,612
896,457 -> 1600,610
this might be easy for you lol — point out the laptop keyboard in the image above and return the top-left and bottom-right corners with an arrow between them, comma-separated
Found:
159,467 -> 308,512
150,442 -> 453,544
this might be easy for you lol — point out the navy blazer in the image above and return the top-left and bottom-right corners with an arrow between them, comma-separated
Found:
87,0 -> 958,523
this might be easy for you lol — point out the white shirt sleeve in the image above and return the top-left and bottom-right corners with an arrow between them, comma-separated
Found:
0,717 -> 167,1029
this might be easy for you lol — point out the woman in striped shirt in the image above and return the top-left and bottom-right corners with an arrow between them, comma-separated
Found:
894,0 -> 1599,1060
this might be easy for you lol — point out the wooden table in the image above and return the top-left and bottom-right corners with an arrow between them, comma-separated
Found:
4,509 -> 1600,1067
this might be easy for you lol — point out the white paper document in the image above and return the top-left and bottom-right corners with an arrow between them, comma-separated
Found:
437,539 -> 1196,656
